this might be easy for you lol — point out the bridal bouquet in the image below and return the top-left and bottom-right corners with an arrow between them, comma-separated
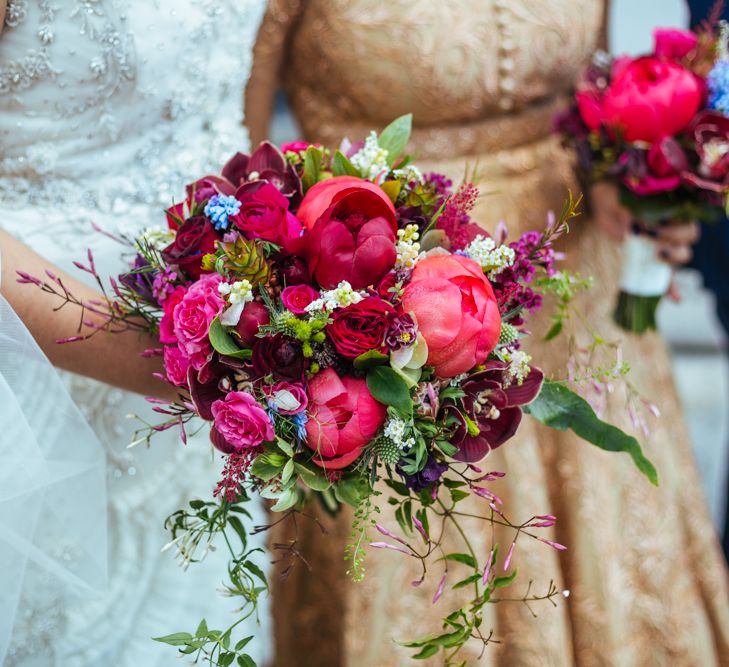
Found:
557,21 -> 729,333
23,115 -> 656,666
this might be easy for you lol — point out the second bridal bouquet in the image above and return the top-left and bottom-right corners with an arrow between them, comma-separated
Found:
25,115 -> 655,666
557,20 -> 729,333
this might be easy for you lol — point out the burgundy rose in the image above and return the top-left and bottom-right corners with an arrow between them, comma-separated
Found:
450,361 -> 544,463
276,254 -> 310,285
252,333 -> 305,381
682,110 -> 729,194
301,178 -> 398,290
326,297 -> 395,359
234,301 -> 270,348
161,215 -> 218,279
222,141 -> 302,204
231,181 -> 303,248
281,284 -> 319,314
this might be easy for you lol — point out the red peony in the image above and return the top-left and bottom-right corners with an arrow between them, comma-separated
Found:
326,297 -> 395,359
653,28 -> 698,60
231,181 -> 302,248
300,177 -> 398,289
161,215 -> 218,279
304,368 -> 387,469
577,56 -> 702,143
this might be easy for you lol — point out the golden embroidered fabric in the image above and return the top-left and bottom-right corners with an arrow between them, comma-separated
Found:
250,2 -> 729,665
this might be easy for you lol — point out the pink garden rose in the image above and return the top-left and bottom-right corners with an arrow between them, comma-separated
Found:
305,368 -> 387,469
263,381 -> 308,415
280,141 -> 319,154
653,28 -> 698,60
211,391 -> 275,452
163,345 -> 191,388
173,273 -> 224,369
402,254 -> 501,378
281,284 -> 319,314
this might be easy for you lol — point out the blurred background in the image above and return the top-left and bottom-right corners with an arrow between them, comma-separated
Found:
267,0 -> 729,530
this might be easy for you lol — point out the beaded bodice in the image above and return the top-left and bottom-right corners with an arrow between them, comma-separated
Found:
278,0 -> 603,159
0,0 -> 266,253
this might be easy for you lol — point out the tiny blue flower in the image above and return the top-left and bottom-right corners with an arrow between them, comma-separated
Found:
204,194 -> 241,231
707,60 -> 729,115
292,412 -> 309,442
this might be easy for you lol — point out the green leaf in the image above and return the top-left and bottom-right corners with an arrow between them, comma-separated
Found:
221,653 -> 236,667
228,516 -> 248,549
250,453 -> 286,481
302,146 -> 323,190
380,179 -> 402,203
440,552 -> 476,568
378,113 -> 413,166
452,573 -> 482,590
366,366 -> 412,417
209,317 -> 253,359
294,463 -> 331,491
195,619 -> 208,637
493,569 -> 518,588
412,644 -> 439,659
334,475 -> 368,507
152,632 -> 193,646
237,655 -> 257,667
270,487 -> 299,512
332,150 -> 361,177
544,320 -> 563,341
243,559 -> 268,586
276,437 -> 294,457
235,636 -> 253,651
524,380 -> 658,485
449,488 -> 470,503
281,458 -> 295,485
353,349 -> 389,370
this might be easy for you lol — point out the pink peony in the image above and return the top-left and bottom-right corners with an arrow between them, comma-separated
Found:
211,391 -> 275,452
163,346 -> 191,387
281,284 -> 320,314
305,368 -> 387,469
172,273 -> 224,369
401,254 -> 501,378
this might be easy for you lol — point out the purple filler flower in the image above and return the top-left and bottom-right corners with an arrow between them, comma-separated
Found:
398,456 -> 448,492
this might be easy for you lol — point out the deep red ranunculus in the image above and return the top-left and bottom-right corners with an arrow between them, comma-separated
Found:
161,215 -> 218,279
231,181 -> 302,248
301,177 -> 398,289
326,297 -> 395,359
234,301 -> 270,348
251,333 -> 305,381
577,56 -> 702,143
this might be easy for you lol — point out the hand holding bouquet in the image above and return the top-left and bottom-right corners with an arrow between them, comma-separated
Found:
23,115 -> 656,665
557,21 -> 729,333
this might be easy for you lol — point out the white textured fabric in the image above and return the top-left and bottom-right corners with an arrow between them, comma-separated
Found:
618,234 -> 673,297
0,1 -> 270,665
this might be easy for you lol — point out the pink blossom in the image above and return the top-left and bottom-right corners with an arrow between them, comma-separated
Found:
163,346 -> 191,387
211,391 -> 275,452
281,284 -> 319,315
263,381 -> 308,415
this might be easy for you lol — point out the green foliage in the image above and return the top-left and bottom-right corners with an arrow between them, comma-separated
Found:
209,318 -> 252,360
378,113 -> 413,166
366,366 -> 413,417
524,379 -> 658,485
344,485 -> 381,582
332,150 -> 361,177
302,145 -> 325,190
535,271 -> 593,341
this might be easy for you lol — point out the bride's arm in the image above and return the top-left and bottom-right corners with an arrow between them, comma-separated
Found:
0,230 -> 176,399
244,0 -> 303,145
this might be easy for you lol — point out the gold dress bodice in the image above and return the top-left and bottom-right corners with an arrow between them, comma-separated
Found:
251,2 -> 729,665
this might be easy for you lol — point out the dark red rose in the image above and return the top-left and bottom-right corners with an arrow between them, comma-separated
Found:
235,301 -> 270,347
376,272 -> 398,302
623,137 -> 688,195
682,110 -> 729,194
301,179 -> 398,290
252,333 -> 305,381
161,215 -> 218,279
327,297 -> 395,359
222,141 -> 303,204
231,181 -> 302,249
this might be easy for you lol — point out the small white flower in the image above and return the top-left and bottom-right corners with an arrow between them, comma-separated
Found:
135,226 -> 176,252
383,416 -> 416,450
219,280 -> 254,326
393,165 -> 424,184
350,131 -> 390,180
304,281 -> 365,316
463,235 -> 515,277
501,349 -> 532,386
395,224 -> 421,270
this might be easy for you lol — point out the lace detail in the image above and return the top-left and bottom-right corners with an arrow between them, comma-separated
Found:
3,0 -> 28,29
252,2 -> 729,665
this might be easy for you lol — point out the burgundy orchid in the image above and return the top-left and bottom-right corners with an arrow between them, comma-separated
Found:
450,361 -> 544,463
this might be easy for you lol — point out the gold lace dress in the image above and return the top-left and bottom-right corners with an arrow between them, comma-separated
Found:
246,2 -> 729,665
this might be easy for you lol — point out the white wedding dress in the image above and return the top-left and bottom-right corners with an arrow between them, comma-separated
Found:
0,1 -> 271,665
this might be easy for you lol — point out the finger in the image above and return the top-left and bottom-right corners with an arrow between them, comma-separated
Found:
666,278 -> 682,303
657,243 -> 693,266
656,222 -> 700,245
